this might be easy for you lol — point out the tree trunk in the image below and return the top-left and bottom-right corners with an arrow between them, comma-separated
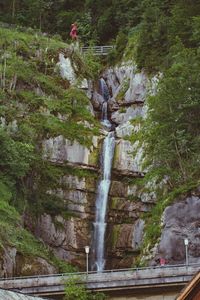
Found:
12,0 -> 16,21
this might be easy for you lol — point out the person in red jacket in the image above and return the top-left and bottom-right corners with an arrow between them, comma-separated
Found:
70,23 -> 78,40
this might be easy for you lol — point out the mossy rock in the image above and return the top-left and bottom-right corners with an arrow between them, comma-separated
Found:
111,225 -> 121,249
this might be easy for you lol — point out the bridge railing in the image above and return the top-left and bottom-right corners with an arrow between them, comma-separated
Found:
81,45 -> 114,56
1,262 -> 200,281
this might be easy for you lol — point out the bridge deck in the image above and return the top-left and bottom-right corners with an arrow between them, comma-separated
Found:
0,264 -> 199,297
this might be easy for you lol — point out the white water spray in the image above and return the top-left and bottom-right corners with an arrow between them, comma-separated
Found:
100,78 -> 110,101
93,131 -> 115,271
92,78 -> 115,271
101,102 -> 111,128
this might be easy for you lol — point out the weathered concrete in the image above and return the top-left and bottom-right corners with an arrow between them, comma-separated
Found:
0,265 -> 199,298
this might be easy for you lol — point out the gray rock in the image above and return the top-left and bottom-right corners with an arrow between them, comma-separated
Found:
57,53 -> 76,85
155,196 -> 200,264
125,71 -> 147,103
132,219 -> 145,250
35,214 -> 90,257
111,105 -> 144,125
115,121 -> 135,138
2,247 -> 16,277
108,98 -> 119,112
42,135 -> 98,166
114,224 -> 135,249
0,289 -> 45,300
35,214 -> 77,249
113,139 -> 144,173
60,175 -> 86,190
91,91 -> 104,110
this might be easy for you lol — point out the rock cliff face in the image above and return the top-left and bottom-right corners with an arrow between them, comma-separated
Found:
28,61 -> 153,270
153,193 -> 200,265
9,53 -> 200,274
101,65 -> 150,268
0,246 -> 57,277
14,59 -> 147,272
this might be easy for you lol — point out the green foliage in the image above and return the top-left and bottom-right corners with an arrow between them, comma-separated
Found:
64,277 -> 106,300
111,225 -> 121,248
138,44 -> 200,257
0,26 -> 99,272
77,12 -> 96,45
85,0 -> 141,43
83,50 -> 101,80
124,26 -> 140,61
116,80 -> 129,101
107,31 -> 128,65
71,49 -> 102,81
143,45 -> 200,187
0,0 -> 143,44
0,128 -> 34,179
135,0 -> 200,71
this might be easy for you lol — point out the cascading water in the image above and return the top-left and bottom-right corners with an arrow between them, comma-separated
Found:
100,77 -> 110,101
100,78 -> 111,128
101,102 -> 111,128
93,132 -> 115,271
92,78 -> 115,272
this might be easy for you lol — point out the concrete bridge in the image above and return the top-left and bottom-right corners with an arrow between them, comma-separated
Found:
81,45 -> 114,55
0,264 -> 199,300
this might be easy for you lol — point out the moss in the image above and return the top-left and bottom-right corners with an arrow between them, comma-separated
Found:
127,195 -> 140,202
111,225 -> 121,249
116,80 -> 129,102
119,107 -> 127,113
61,165 -> 98,179
88,146 -> 99,166
113,143 -> 120,167
85,177 -> 96,192
110,197 -> 120,209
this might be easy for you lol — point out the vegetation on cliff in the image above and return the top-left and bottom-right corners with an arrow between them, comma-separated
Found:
0,26 -> 99,272
1,0 -> 200,270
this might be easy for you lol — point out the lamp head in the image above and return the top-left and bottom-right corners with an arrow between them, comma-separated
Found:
85,246 -> 90,254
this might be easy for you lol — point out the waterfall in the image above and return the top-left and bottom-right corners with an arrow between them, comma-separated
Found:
93,132 -> 115,271
100,78 -> 111,128
92,77 -> 115,271
101,101 -> 108,120
101,101 -> 111,128
100,78 -> 110,101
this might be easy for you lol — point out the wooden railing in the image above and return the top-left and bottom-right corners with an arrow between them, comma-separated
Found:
81,45 -> 114,56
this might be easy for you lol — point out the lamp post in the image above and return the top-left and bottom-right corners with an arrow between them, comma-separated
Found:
84,246 -> 90,275
184,238 -> 189,266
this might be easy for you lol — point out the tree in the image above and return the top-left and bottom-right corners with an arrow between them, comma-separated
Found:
143,43 -> 200,187
64,277 -> 106,300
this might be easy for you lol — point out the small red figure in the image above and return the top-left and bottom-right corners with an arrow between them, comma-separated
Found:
160,258 -> 166,266
70,23 -> 78,40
